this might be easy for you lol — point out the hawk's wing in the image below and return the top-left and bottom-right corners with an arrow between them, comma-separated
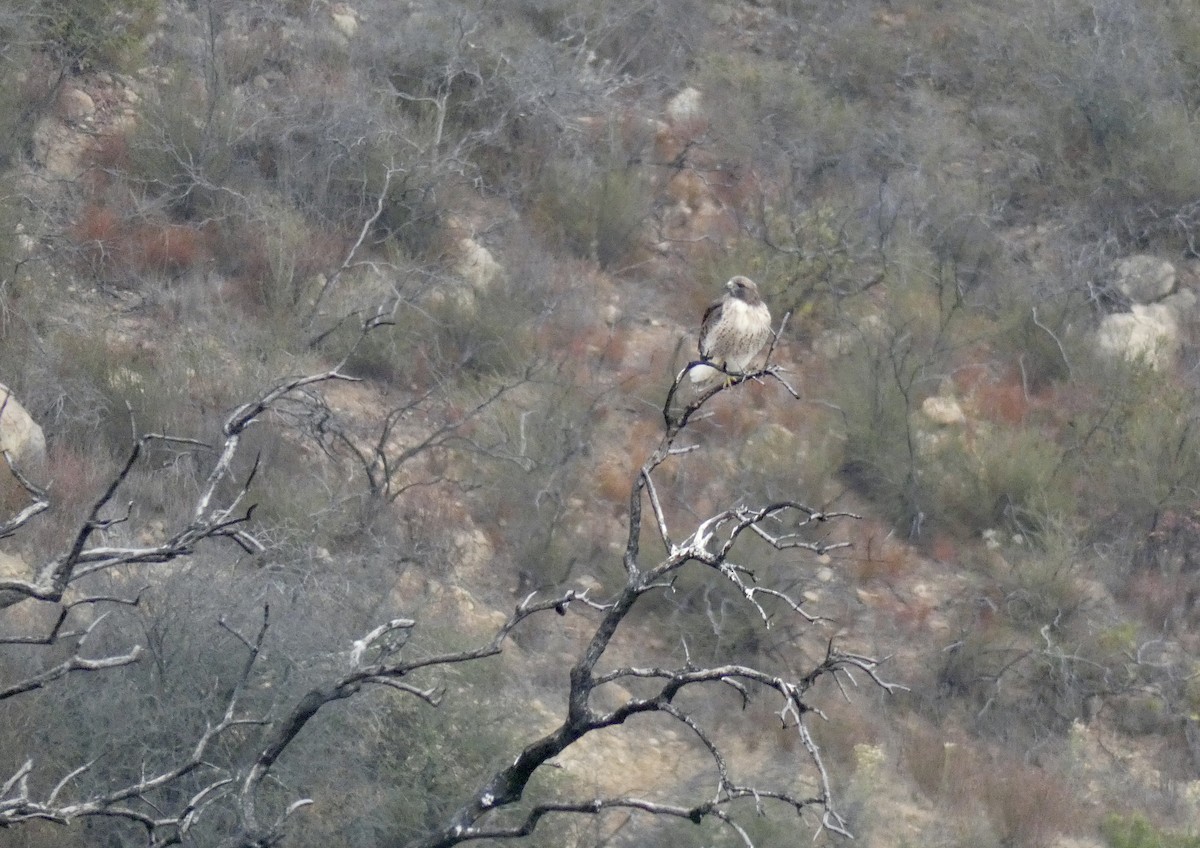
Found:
697,298 -> 725,359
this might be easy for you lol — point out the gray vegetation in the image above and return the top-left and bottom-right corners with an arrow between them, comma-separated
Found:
4,0 -> 1200,846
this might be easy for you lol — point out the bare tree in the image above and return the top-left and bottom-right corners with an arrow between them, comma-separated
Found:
0,321 -> 896,847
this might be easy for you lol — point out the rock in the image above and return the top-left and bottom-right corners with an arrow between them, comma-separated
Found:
1113,255 -> 1176,304
31,117 -> 84,178
0,550 -> 29,580
0,551 -> 35,614
1161,287 -> 1198,322
330,3 -> 359,38
15,227 -> 36,257
0,385 -> 46,471
574,574 -> 603,594
1094,303 -> 1180,370
666,86 -> 703,124
920,395 -> 966,426
57,86 -> 96,123
453,528 -> 494,576
454,237 -> 503,292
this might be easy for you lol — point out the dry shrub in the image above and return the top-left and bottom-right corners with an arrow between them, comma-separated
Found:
903,725 -> 978,810
553,323 -> 629,373
983,761 -> 1083,848
15,444 -> 119,558
595,460 -> 632,514
663,168 -> 709,209
805,698 -> 879,769
82,133 -> 134,196
954,360 -> 1060,428
45,444 -> 108,514
210,213 -> 346,313
706,394 -> 766,440
1121,569 -> 1200,631
903,723 -> 1083,847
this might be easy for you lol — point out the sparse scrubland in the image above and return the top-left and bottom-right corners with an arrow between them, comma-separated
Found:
3,1 -> 1200,846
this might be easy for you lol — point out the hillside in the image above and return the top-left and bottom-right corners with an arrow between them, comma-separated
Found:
3,1 -> 1200,847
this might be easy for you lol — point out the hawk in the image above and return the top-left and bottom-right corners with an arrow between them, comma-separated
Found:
690,276 -> 773,385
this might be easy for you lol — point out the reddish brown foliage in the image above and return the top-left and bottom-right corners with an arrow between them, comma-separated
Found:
1122,569 -> 1200,630
974,376 -> 1031,426
136,223 -> 209,274
73,204 -> 212,279
74,203 -> 122,245
930,533 -> 958,564
892,596 -> 934,631
954,363 -> 1032,425
847,521 -> 913,583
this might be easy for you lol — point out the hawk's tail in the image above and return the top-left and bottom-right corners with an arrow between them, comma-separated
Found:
689,363 -> 720,385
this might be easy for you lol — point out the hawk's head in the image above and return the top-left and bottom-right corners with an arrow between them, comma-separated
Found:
725,276 -> 761,304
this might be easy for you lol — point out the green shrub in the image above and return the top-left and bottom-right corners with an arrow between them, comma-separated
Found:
1102,814 -> 1200,848
40,0 -> 159,70
0,15 -> 45,167
346,278 -> 536,385
695,52 -> 871,165
529,160 -> 649,269
834,324 -> 924,530
1061,357 -> 1200,550
927,422 -> 1073,539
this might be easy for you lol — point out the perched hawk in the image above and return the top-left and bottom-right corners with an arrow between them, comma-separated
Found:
690,276 -> 773,385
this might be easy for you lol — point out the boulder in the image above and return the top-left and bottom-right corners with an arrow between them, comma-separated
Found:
921,395 -> 967,426
666,86 -> 703,124
454,236 -> 503,292
0,385 -> 46,472
0,551 -> 35,616
1113,255 -> 1176,304
1094,304 -> 1180,370
1161,288 -> 1198,325
329,3 -> 359,39
0,550 -> 29,580
31,117 -> 85,178
57,86 -> 96,123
